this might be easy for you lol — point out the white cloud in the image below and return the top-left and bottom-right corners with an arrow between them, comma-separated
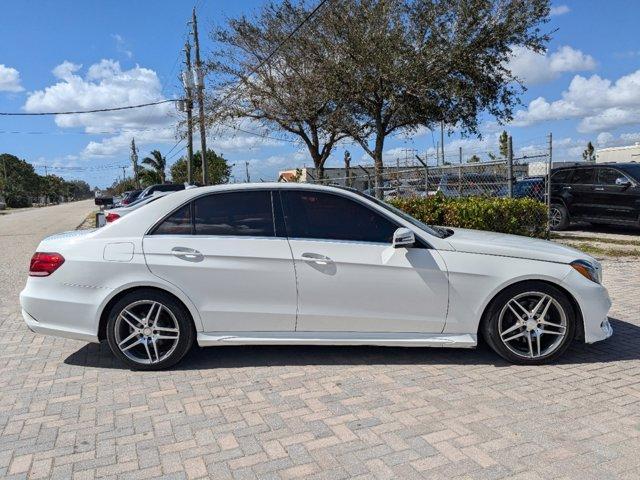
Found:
0,64 -> 24,92
550,4 -> 570,16
513,69 -> 640,133
595,131 -> 640,148
24,59 -> 178,157
112,34 -> 133,59
507,45 -> 596,85
52,61 -> 82,80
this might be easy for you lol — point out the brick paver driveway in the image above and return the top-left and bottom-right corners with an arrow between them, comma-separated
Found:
1,202 -> 639,479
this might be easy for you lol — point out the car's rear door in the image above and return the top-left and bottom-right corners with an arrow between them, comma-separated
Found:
143,190 -> 297,332
279,189 -> 448,334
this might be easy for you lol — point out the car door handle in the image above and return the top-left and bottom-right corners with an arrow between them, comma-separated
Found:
594,187 -> 604,191
301,252 -> 333,265
171,247 -> 203,261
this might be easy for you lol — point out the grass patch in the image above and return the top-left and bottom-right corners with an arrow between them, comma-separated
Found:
77,210 -> 99,230
571,242 -> 640,258
551,233 -> 640,247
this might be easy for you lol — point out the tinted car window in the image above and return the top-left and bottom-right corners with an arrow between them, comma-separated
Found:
194,191 -> 274,236
598,168 -> 629,185
552,169 -> 573,183
570,168 -> 594,184
153,204 -> 192,235
281,190 -> 398,243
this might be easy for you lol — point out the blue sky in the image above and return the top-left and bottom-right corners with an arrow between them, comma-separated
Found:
1,0 -> 640,188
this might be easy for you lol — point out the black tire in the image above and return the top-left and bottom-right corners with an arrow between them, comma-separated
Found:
481,281 -> 576,365
106,289 -> 195,370
549,204 -> 570,231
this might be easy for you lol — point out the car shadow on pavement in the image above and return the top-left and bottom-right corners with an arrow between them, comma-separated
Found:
64,318 -> 639,371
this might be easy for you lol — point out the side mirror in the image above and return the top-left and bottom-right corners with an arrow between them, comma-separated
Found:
615,177 -> 632,188
392,228 -> 415,248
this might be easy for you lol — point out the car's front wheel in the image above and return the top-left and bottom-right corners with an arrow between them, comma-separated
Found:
106,289 -> 195,370
482,282 -> 576,365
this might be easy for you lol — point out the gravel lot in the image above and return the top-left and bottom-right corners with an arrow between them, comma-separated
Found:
1,201 -> 639,480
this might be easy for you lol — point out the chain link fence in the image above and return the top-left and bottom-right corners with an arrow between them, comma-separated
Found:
283,137 -> 554,236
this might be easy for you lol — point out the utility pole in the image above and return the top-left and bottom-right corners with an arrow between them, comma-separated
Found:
192,8 -> 208,185
458,146 -> 463,197
440,120 -> 445,166
121,166 -> 127,183
547,132 -> 553,238
507,135 -> 514,198
182,41 -> 195,185
130,138 -> 140,189
344,150 -> 351,187
245,161 -> 251,183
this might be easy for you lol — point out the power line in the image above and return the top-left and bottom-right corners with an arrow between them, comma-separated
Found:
0,99 -> 180,116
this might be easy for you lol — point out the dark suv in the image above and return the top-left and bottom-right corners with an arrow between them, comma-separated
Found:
549,163 -> 640,230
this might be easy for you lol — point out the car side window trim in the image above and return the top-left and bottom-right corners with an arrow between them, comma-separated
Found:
278,189 -> 431,248
147,188 -> 277,237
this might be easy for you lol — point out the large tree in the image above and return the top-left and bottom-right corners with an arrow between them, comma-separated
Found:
170,150 -> 231,185
317,0 -> 551,196
208,1 -> 350,180
211,0 -> 551,197
0,154 -> 41,207
141,150 -> 167,183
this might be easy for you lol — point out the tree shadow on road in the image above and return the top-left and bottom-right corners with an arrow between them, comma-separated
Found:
64,318 -> 640,371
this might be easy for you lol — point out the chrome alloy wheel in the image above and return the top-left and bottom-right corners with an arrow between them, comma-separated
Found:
114,300 -> 180,365
549,207 -> 563,229
498,291 -> 567,359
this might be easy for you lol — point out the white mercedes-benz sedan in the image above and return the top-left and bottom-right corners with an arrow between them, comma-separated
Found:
20,183 -> 613,369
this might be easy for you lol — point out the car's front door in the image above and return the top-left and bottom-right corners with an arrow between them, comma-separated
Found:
143,190 -> 297,332
593,167 -> 638,223
279,190 -> 448,334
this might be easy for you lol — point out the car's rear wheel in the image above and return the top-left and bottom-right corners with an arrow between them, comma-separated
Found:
106,289 -> 194,370
482,282 -> 576,365
549,204 -> 569,230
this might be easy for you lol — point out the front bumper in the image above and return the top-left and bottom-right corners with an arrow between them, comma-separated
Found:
563,268 -> 613,344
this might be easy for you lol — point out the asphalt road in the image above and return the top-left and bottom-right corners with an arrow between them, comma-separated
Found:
0,200 -> 639,479
0,200 -> 94,310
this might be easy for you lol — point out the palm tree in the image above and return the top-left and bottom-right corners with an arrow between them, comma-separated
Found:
141,150 -> 167,183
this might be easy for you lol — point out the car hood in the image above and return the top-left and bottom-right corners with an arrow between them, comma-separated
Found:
444,228 -> 594,264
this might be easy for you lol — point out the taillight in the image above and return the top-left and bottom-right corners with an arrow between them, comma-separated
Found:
29,252 -> 65,277
105,212 -> 120,223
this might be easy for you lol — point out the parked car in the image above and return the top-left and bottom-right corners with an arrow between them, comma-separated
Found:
496,177 -> 546,200
117,189 -> 143,207
136,183 -> 186,202
549,163 -> 640,230
21,183 -> 612,369
103,191 -> 172,223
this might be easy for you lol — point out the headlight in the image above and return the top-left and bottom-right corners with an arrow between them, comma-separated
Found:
571,259 -> 601,284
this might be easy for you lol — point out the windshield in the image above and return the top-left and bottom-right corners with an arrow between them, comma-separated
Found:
340,187 -> 450,239
619,164 -> 640,182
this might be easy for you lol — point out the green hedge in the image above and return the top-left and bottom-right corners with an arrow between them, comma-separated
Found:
389,195 -> 548,238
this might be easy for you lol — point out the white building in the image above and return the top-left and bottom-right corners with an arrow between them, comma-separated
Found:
596,143 -> 640,164
527,161 -> 581,176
